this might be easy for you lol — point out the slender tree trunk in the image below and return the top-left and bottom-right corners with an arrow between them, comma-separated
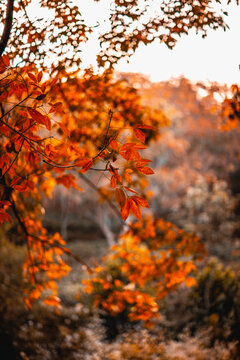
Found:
0,0 -> 15,56
96,205 -> 116,247
60,192 -> 68,241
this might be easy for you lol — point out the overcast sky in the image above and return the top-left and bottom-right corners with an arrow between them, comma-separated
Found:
24,0 -> 240,86
79,1 -> 240,86
117,4 -> 240,85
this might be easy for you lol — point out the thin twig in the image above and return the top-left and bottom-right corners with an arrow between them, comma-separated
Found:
92,109 -> 113,160
1,138 -> 24,177
0,93 -> 32,121
0,115 -> 77,169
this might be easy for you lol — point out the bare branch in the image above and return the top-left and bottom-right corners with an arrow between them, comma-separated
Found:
92,110 -> 113,160
78,172 -> 125,226
0,0 -> 15,56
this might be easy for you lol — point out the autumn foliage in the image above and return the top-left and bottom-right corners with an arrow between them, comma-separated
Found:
0,52 -> 169,307
0,0 -> 239,331
83,216 -> 205,327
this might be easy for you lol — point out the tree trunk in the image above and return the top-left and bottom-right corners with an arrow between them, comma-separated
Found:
0,0 -> 15,56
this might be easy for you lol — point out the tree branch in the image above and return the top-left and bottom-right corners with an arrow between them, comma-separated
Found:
78,172 -> 125,226
0,0 -> 15,56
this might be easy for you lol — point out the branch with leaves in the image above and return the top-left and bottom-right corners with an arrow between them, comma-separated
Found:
0,55 -> 163,308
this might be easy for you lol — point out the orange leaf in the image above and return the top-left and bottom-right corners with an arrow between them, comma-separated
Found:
185,277 -> 197,288
137,166 -> 154,175
43,295 -> 61,307
45,144 -> 54,156
136,159 -> 152,167
129,198 -> 141,220
120,143 -> 146,151
109,139 -> 118,151
110,174 -> 117,188
123,186 -> 138,194
56,175 -> 82,190
59,122 -> 70,136
49,102 -> 63,113
131,196 -> 149,208
120,198 -> 130,221
124,168 -> 133,183
120,148 -> 141,161
115,188 -> 126,207
132,143 -> 147,150
135,124 -> 155,130
114,279 -> 122,287
75,157 -> 92,167
79,159 -> 93,173
134,128 -> 145,143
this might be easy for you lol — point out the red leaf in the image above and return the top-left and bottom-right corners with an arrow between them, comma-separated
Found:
0,55 -> 9,74
0,210 -> 12,224
27,72 -> 37,82
37,71 -> 43,83
14,183 -> 28,191
10,177 -> 22,187
28,108 -> 51,130
2,54 -> 9,66
0,91 -> 8,102
14,136 -> 23,152
110,175 -> 117,188
120,198 -> 130,221
51,78 -> 58,87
